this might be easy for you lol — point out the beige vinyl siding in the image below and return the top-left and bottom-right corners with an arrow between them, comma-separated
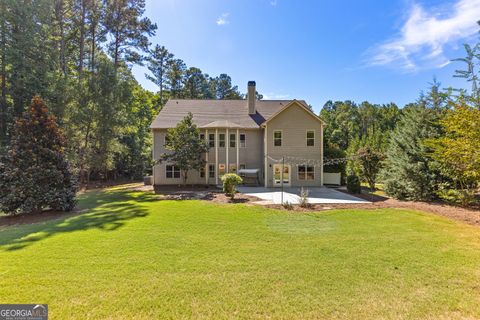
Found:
152,101 -> 323,187
153,129 -> 205,185
265,103 -> 323,187
153,128 -> 265,185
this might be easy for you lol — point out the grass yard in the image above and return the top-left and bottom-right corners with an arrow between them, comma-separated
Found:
1,185 -> 480,319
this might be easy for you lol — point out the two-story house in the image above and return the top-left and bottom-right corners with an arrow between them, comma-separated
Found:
150,81 -> 326,188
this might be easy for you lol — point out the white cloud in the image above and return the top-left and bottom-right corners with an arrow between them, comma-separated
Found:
367,0 -> 480,71
216,13 -> 229,26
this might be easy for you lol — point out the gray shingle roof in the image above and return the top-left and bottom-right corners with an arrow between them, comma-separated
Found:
150,99 -> 307,129
201,120 -> 242,128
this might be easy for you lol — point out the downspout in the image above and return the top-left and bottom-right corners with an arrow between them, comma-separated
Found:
264,124 -> 268,188
321,124 -> 324,186
205,129 -> 209,185
226,128 -> 229,173
215,128 -> 219,186
152,129 -> 156,186
236,129 -> 239,171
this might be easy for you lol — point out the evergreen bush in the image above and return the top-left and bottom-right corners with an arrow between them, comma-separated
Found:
346,174 -> 361,194
0,97 -> 77,215
380,106 -> 442,201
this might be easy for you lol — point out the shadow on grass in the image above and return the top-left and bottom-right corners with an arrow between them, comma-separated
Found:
0,190 -> 159,251
334,186 -> 390,203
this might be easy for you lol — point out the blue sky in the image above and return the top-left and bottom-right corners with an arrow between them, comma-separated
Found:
132,0 -> 480,113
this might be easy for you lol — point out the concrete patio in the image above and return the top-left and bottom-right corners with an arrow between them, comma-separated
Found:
237,186 -> 370,205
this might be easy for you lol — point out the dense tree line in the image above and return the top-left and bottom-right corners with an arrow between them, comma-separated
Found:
0,0 -> 245,183
0,1 -> 478,211
146,46 -> 243,102
321,26 -> 480,205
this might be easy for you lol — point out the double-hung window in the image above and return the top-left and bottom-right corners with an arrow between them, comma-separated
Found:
208,164 -> 215,178
200,167 -> 205,178
166,165 -> 180,179
306,130 -> 315,146
229,133 -> 236,148
240,133 -> 246,147
273,130 -> 282,146
219,134 -> 225,148
298,165 -> 314,180
208,133 -> 215,148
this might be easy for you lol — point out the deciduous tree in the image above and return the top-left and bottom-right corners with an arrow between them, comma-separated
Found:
428,102 -> 480,202
159,113 -> 209,185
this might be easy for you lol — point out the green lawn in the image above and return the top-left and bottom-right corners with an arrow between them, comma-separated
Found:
1,185 -> 480,319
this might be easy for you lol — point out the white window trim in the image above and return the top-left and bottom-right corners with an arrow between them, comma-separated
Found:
273,130 -> 282,147
239,133 -> 246,148
229,133 -> 236,148
166,164 -> 181,179
208,133 -> 215,148
273,164 -> 291,186
219,133 -> 226,148
208,163 -> 215,178
306,129 -> 315,147
297,164 -> 315,181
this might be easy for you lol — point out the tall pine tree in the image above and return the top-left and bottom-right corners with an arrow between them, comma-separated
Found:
145,44 -> 173,104
104,0 -> 156,69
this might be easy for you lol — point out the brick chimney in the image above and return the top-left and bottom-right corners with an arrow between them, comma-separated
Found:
248,81 -> 256,115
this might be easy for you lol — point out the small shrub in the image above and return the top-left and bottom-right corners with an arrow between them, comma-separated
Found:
221,173 -> 243,200
436,187 -> 477,207
346,174 -> 361,194
282,201 -> 294,210
299,187 -> 311,208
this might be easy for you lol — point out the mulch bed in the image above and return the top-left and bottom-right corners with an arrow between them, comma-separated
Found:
2,183 -> 480,228
208,192 -> 261,204
131,184 -> 261,203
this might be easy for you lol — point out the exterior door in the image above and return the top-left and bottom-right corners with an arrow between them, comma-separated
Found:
273,164 -> 291,187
